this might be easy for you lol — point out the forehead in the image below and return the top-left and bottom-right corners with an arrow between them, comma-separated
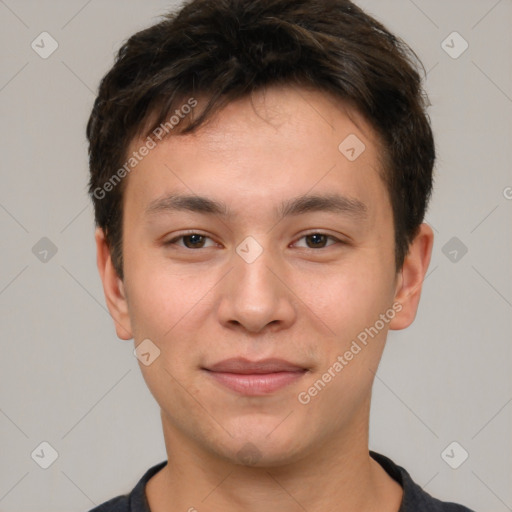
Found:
123,86 -> 390,225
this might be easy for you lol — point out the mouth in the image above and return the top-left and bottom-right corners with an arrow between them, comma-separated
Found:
202,357 -> 309,396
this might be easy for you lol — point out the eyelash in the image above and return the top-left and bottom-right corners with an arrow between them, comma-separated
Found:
165,231 -> 344,250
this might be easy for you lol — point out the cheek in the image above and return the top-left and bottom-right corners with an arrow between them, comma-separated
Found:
293,256 -> 394,340
124,256 -> 203,341
125,267 -> 209,399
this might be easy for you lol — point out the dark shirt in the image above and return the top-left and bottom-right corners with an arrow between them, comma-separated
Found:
89,451 -> 475,511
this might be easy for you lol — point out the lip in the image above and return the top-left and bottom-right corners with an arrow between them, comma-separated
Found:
203,358 -> 308,395
205,357 -> 307,374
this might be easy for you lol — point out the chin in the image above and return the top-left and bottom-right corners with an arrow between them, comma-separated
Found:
212,427 -> 309,468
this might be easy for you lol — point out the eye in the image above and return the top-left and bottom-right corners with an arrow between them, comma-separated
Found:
166,233 -> 217,249
294,232 -> 341,249
165,231 -> 343,250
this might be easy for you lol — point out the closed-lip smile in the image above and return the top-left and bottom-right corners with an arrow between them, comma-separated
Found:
202,357 -> 308,395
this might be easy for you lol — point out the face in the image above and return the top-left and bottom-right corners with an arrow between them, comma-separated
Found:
97,85 -> 432,467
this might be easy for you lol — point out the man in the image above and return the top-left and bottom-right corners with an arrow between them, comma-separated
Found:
87,0 -> 475,510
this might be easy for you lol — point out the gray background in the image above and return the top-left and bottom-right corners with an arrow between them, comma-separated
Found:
0,0 -> 511,511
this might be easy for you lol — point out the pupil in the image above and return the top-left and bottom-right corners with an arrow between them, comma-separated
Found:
308,234 -> 325,248
186,234 -> 203,247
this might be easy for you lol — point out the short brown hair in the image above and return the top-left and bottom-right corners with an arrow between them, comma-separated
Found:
87,0 -> 435,279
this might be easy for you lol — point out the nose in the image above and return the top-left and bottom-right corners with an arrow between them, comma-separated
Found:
216,241 -> 297,334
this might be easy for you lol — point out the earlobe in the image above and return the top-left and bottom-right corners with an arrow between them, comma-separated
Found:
389,223 -> 434,331
95,228 -> 133,340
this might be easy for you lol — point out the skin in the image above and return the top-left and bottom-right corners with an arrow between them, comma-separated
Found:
96,85 -> 433,512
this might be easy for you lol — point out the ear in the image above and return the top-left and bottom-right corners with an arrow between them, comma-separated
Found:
389,223 -> 434,330
95,227 -> 133,340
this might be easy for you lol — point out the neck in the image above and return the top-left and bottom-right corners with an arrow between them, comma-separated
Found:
146,411 -> 403,512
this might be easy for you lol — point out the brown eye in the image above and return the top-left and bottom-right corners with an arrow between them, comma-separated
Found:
295,233 -> 340,249
182,234 -> 206,248
166,233 -> 215,249
305,234 -> 329,248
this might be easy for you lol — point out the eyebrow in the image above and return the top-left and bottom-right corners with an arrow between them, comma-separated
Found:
145,192 -> 368,221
